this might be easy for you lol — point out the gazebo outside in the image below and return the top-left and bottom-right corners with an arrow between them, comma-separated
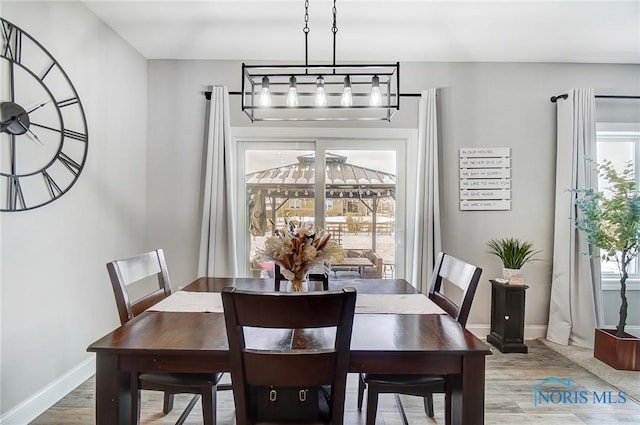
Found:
246,153 -> 396,277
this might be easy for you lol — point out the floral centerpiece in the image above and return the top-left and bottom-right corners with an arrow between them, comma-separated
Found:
259,220 -> 344,291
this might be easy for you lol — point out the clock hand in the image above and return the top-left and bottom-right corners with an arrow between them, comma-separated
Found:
16,117 -> 43,145
27,99 -> 52,114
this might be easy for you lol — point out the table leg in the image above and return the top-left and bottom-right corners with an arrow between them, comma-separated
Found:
463,355 -> 485,423
95,353 -> 131,425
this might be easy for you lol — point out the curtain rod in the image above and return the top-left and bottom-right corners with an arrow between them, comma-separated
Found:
550,94 -> 640,103
204,91 -> 421,100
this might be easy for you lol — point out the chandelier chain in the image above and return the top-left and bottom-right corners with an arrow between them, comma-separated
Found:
303,0 -> 309,33
332,0 -> 337,34
304,0 -> 310,66
332,0 -> 338,66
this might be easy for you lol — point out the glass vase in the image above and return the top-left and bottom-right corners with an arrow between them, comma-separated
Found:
287,276 -> 309,292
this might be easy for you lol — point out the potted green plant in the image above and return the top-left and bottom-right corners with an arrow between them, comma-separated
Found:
574,160 -> 640,370
487,237 -> 540,283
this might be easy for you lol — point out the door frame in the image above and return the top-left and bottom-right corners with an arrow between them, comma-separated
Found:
232,127 -> 418,281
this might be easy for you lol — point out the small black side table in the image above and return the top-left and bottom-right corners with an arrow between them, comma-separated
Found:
487,279 -> 529,353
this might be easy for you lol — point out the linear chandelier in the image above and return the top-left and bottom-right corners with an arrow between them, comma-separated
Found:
241,0 -> 400,122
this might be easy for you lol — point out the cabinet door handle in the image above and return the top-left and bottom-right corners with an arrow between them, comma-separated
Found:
504,315 -> 510,320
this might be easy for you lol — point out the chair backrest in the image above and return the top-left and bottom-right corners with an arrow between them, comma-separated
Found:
106,249 -> 172,325
273,264 -> 329,291
428,252 -> 482,327
222,287 -> 357,425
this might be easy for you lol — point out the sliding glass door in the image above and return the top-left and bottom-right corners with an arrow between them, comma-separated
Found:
238,139 -> 402,279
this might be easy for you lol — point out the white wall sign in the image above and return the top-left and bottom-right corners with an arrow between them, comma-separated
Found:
460,200 -> 512,210
460,189 -> 511,200
459,157 -> 511,168
459,168 -> 511,179
460,179 -> 511,189
459,147 -> 511,210
459,147 -> 511,157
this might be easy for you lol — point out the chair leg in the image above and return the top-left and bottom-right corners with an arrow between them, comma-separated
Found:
130,375 -> 141,425
201,387 -> 217,425
444,391 -> 451,425
175,394 -> 201,425
365,385 -> 379,425
357,374 -> 366,411
444,374 -> 461,425
424,394 -> 435,417
394,395 -> 409,425
163,392 -> 175,414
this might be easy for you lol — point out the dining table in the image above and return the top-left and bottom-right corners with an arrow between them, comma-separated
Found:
87,277 -> 491,425
332,257 -> 374,276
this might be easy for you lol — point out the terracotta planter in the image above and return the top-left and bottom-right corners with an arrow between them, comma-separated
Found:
594,328 -> 640,371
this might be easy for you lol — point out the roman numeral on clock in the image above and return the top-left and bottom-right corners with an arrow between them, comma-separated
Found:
57,97 -> 79,108
30,122 -> 88,143
57,152 -> 82,176
1,21 -> 22,63
42,171 -> 63,198
7,176 -> 26,211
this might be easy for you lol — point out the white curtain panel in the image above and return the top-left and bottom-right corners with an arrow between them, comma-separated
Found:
547,88 -> 603,348
198,86 -> 238,277
411,88 -> 442,293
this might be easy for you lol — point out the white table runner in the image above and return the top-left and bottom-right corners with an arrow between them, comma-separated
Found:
356,294 -> 446,315
148,291 -> 447,315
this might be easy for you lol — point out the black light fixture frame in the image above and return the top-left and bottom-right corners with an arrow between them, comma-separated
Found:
241,63 -> 400,122
240,0 -> 400,122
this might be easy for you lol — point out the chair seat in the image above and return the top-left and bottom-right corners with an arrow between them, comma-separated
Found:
139,372 -> 223,389
364,374 -> 446,386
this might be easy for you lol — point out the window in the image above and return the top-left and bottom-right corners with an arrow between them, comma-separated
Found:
346,200 -> 359,214
596,124 -> 640,278
288,199 -> 302,209
596,123 -> 640,329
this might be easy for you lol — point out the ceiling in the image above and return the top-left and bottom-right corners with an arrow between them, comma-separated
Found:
81,0 -> 640,64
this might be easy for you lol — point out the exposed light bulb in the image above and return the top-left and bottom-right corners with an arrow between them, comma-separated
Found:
370,75 -> 382,106
315,76 -> 327,107
260,76 -> 272,107
286,76 -> 299,107
341,76 -> 353,107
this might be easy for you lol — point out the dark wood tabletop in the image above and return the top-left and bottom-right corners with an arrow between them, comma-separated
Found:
88,277 -> 491,425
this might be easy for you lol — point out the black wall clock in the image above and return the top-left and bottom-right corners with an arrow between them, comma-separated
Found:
1,17 -> 88,212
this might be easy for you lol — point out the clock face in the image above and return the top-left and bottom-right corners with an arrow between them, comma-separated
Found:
1,18 -> 88,212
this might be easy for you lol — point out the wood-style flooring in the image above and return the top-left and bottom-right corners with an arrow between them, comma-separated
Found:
30,340 -> 640,424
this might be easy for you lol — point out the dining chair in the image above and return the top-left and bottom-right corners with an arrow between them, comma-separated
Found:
107,248 -> 226,425
357,252 -> 483,425
222,286 -> 357,425
274,263 -> 330,291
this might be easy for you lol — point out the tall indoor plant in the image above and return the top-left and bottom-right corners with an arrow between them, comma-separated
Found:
575,160 -> 640,370
575,160 -> 640,338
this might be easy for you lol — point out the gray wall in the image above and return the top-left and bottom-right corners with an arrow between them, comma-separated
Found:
147,59 -> 640,332
1,1 -> 148,418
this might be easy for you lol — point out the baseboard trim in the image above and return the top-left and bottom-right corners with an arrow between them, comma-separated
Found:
0,356 -> 95,425
467,324 -> 548,341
